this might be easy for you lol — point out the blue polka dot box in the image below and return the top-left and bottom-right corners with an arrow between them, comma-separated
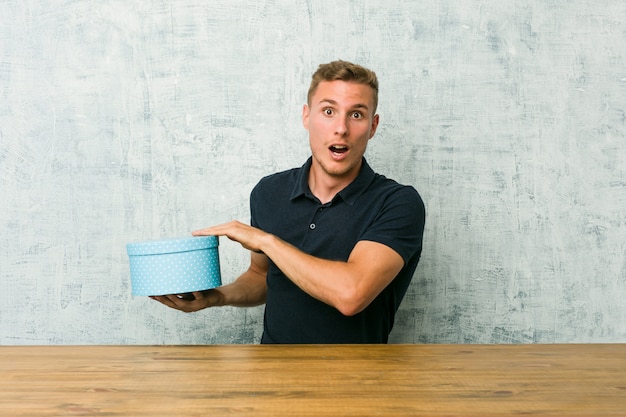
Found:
126,236 -> 222,296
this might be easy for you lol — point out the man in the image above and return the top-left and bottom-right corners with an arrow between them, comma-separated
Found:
152,60 -> 425,343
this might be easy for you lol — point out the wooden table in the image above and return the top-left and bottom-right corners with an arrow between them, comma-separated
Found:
1,344 -> 625,416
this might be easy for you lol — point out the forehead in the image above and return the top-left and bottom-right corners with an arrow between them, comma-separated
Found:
311,80 -> 375,107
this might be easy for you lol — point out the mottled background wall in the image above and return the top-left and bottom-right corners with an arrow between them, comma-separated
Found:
1,0 -> 624,344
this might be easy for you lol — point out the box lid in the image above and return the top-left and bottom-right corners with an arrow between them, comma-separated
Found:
126,235 -> 218,256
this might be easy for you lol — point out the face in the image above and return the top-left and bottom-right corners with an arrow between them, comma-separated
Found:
302,80 -> 379,184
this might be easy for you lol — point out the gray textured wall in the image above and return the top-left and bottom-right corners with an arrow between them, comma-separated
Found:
1,0 -> 625,345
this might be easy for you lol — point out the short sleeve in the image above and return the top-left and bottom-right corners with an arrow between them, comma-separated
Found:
360,185 -> 425,264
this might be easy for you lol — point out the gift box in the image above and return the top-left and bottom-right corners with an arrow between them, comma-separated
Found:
126,236 -> 221,296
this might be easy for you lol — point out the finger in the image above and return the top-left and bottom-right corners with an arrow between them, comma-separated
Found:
163,294 -> 199,313
176,292 -> 195,301
150,295 -> 180,310
192,228 -> 214,236
193,220 -> 243,237
192,223 -> 229,236
190,291 -> 205,300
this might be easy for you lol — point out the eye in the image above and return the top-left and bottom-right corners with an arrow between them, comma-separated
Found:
351,111 -> 363,119
324,108 -> 334,116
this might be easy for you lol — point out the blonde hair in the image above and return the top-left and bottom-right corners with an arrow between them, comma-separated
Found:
307,60 -> 379,113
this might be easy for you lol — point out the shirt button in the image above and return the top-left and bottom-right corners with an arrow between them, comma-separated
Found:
309,223 -> 316,230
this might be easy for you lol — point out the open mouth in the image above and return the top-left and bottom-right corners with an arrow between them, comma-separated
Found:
329,145 -> 348,154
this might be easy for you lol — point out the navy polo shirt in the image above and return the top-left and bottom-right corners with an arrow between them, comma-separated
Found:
250,157 -> 425,344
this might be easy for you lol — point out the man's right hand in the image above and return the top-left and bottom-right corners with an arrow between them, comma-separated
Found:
150,289 -> 224,313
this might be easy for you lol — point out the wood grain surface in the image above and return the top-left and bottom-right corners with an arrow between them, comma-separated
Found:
1,344 -> 625,416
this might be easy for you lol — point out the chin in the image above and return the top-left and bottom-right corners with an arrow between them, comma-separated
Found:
312,152 -> 361,178
323,161 -> 359,178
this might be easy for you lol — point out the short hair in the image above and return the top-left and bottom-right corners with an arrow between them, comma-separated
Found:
307,60 -> 379,113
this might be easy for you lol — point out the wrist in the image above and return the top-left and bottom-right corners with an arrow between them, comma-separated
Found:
258,233 -> 279,257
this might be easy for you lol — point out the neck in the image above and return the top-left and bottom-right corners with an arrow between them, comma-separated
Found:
307,162 -> 361,204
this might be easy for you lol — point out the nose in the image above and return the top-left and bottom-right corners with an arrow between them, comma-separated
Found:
334,117 -> 349,136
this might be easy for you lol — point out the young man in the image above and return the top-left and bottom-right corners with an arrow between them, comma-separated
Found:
152,60 -> 426,343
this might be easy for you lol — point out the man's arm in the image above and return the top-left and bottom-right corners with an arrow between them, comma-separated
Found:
193,221 -> 404,316
151,251 -> 269,313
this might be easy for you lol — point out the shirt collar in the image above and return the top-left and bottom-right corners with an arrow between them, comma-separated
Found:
290,157 -> 376,206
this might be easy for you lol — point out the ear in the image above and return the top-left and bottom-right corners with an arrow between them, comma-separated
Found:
302,104 -> 310,131
368,114 -> 380,139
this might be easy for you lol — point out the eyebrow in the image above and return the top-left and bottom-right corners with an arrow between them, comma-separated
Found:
318,99 -> 369,111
